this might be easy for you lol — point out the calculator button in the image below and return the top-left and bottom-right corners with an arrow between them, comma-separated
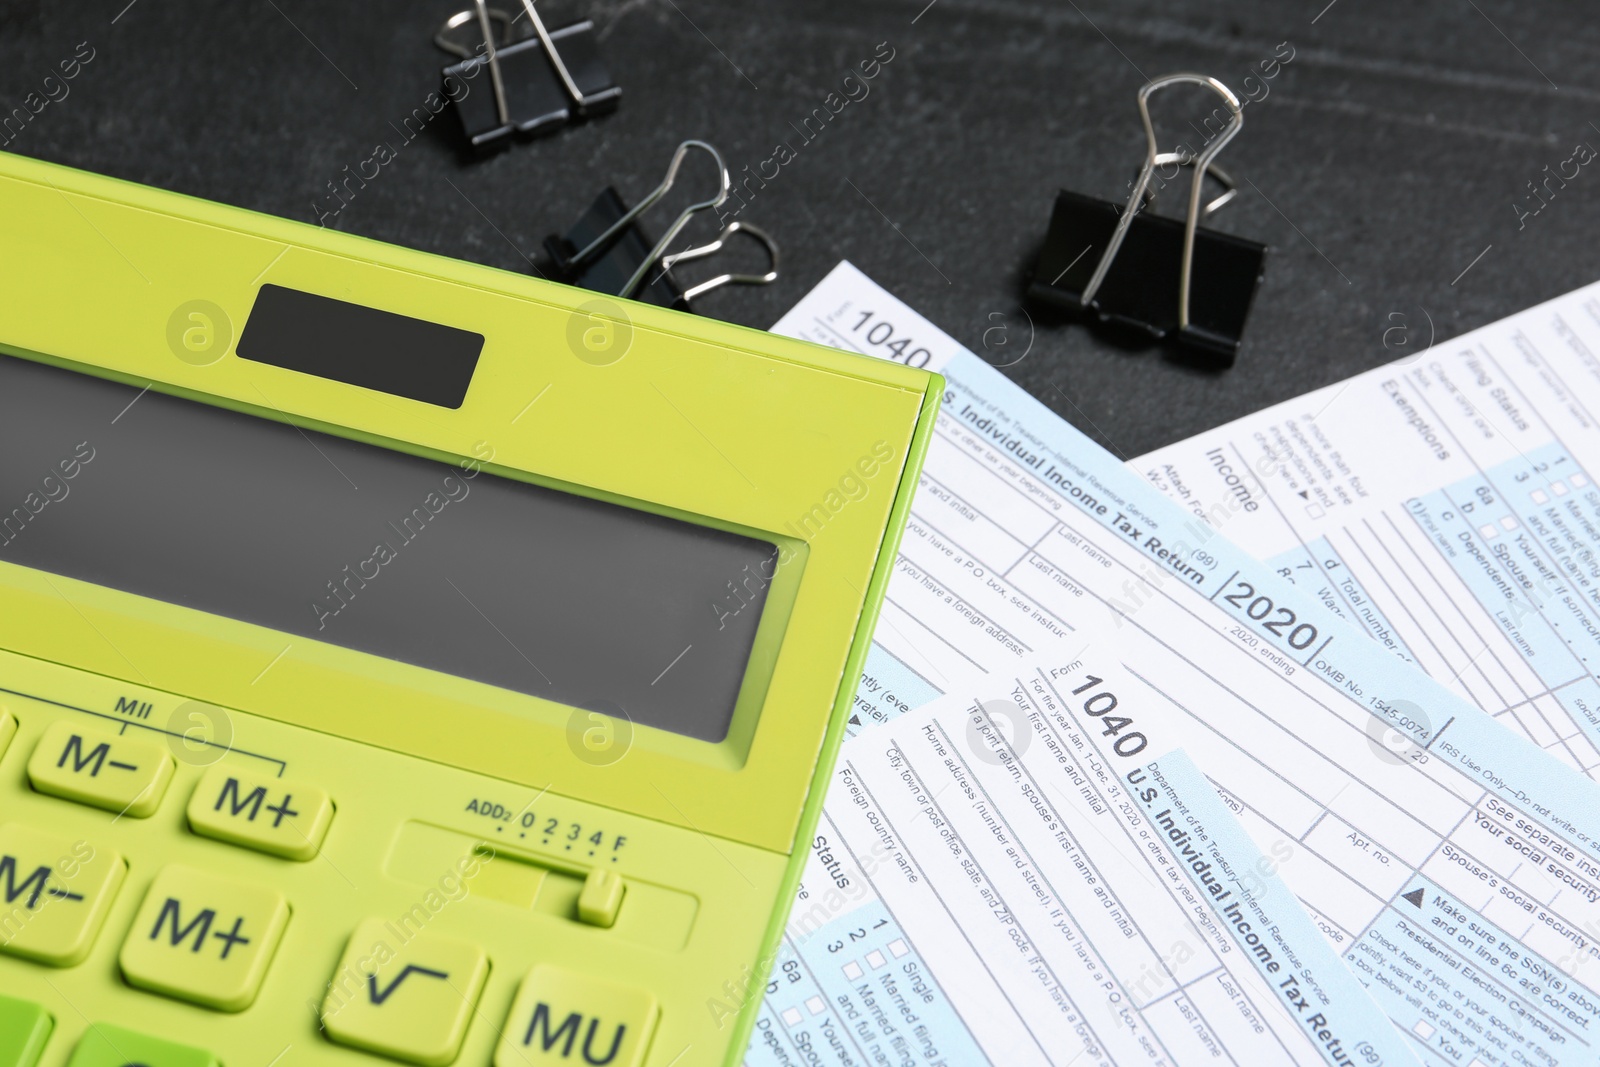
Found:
321,918 -> 490,1067
495,966 -> 658,1067
0,824 -> 126,967
0,712 -> 15,761
27,721 -> 174,818
118,864 -> 290,1012
186,765 -> 334,861
0,994 -> 52,1067
66,1024 -> 218,1067
577,868 -> 625,928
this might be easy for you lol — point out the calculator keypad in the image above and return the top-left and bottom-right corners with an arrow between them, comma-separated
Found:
321,918 -> 490,1067
2,681 -> 699,1065
118,865 -> 290,1012
0,824 -> 125,967
495,965 -> 659,1067
185,765 -> 334,861
27,722 -> 174,818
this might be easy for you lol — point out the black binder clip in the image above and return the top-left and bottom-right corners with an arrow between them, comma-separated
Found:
544,140 -> 780,312
1028,73 -> 1266,366
435,0 -> 620,151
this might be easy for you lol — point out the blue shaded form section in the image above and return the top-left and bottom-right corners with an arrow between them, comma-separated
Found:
1477,445 -> 1600,622
1407,442 -> 1600,750
848,642 -> 944,737
746,899 -> 988,1067
1346,877 -> 1600,1066
1267,538 -> 1417,663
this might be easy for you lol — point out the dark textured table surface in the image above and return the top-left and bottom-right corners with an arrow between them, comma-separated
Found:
4,0 -> 1597,458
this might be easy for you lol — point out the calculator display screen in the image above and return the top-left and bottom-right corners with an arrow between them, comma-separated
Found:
0,354 -> 779,743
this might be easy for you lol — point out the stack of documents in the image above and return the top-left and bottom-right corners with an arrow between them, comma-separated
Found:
743,264 -> 1600,1067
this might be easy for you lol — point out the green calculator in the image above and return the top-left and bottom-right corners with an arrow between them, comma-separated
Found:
0,151 -> 938,1067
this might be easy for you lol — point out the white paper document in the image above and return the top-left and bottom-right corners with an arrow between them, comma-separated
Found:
1137,286 -> 1600,776
743,264 -> 1600,1067
747,646 -> 1419,1067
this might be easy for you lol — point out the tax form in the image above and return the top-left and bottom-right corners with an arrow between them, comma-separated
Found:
1136,285 -> 1600,776
746,264 -> 1600,1067
750,652 -> 1418,1067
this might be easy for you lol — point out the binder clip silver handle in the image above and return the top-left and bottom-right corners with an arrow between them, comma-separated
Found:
544,140 -> 780,310
514,0 -> 587,106
436,3 -> 517,130
1142,152 -> 1236,218
435,3 -> 515,53
436,0 -> 590,130
567,139 -> 733,300
1082,73 -> 1244,333
664,222 -> 781,303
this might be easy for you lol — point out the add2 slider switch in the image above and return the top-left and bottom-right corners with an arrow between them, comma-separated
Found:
577,868 -> 625,927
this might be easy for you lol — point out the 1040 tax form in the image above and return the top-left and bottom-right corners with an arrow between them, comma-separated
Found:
746,264 -> 1600,1067
775,646 -> 1422,1067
